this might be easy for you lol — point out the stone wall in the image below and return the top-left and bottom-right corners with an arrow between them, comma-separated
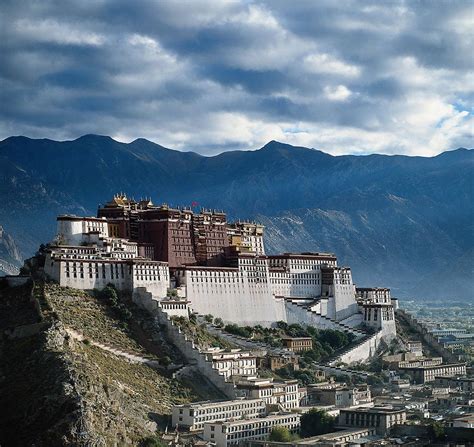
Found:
284,300 -> 363,338
312,363 -> 372,379
2,275 -> 31,287
396,309 -> 458,363
44,254 -> 169,300
282,300 -> 389,365
183,270 -> 286,326
133,288 -> 236,399
338,313 -> 364,327
5,321 -> 50,339
331,332 -> 383,365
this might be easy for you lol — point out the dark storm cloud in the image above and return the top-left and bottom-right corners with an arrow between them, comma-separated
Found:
0,0 -> 472,155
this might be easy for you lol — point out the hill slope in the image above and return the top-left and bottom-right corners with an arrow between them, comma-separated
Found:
0,135 -> 472,299
0,226 -> 22,275
0,281 -> 197,446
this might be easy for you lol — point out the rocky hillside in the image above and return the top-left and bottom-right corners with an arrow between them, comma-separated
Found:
0,135 -> 472,299
0,226 -> 22,275
0,280 -> 199,446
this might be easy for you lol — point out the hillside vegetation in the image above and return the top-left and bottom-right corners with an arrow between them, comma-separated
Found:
0,281 -> 196,446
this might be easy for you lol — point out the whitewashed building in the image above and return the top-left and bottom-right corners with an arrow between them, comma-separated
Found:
236,377 -> 302,410
202,413 -> 301,447
172,399 -> 266,431
203,348 -> 257,380
57,215 -> 109,245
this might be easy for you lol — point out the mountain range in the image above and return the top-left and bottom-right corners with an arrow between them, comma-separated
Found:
0,135 -> 472,300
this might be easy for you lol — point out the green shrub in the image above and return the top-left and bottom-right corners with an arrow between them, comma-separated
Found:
224,324 -> 252,338
161,356 -> 172,367
269,426 -> 292,442
300,409 -> 335,437
140,435 -> 168,447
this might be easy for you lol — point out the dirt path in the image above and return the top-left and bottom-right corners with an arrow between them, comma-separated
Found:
65,327 -> 162,368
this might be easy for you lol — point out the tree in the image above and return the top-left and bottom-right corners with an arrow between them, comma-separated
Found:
428,420 -> 445,440
167,288 -> 178,298
140,435 -> 168,447
161,355 -> 172,367
367,374 -> 384,386
287,323 -> 308,337
319,329 -> 348,350
214,317 -> 224,327
224,324 -> 252,338
269,426 -> 292,442
300,409 -> 335,437
204,314 -> 214,323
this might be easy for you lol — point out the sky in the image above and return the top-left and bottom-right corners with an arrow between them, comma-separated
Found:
1,0 -> 473,156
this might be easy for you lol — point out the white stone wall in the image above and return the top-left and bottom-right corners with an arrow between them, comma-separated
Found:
133,290 -> 237,398
331,269 -> 358,321
268,256 -> 337,298
131,262 -> 168,298
338,313 -> 364,327
57,219 -> 83,246
47,257 -> 132,291
181,264 -> 286,326
45,250 -> 170,297
333,332 -> 382,365
159,301 -> 189,318
172,399 -> 266,431
57,217 -> 108,245
284,300 -> 361,337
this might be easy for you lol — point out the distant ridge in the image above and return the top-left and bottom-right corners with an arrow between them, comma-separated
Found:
0,134 -> 472,300
2,134 -> 471,158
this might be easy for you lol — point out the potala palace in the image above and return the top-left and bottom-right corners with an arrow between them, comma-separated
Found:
44,194 -> 397,362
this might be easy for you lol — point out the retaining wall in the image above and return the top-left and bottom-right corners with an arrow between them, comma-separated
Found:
284,300 -> 362,338
133,288 -> 236,399
396,309 -> 458,363
312,363 -> 372,379
1,275 -> 31,287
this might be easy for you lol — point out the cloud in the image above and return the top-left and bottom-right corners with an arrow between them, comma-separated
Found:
304,53 -> 361,77
0,0 -> 472,156
324,85 -> 353,102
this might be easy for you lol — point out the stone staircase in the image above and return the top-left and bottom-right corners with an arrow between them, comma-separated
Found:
311,362 -> 373,379
326,331 -> 377,365
198,316 -> 289,356
283,298 -> 387,365
284,298 -> 366,339
134,288 -> 236,399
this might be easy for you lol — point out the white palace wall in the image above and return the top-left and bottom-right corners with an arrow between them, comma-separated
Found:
322,268 -> 358,321
268,255 -> 337,299
178,265 -> 286,326
57,216 -> 109,246
44,251 -> 169,297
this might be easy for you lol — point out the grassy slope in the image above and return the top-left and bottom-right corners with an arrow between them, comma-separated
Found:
0,282 -> 198,446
